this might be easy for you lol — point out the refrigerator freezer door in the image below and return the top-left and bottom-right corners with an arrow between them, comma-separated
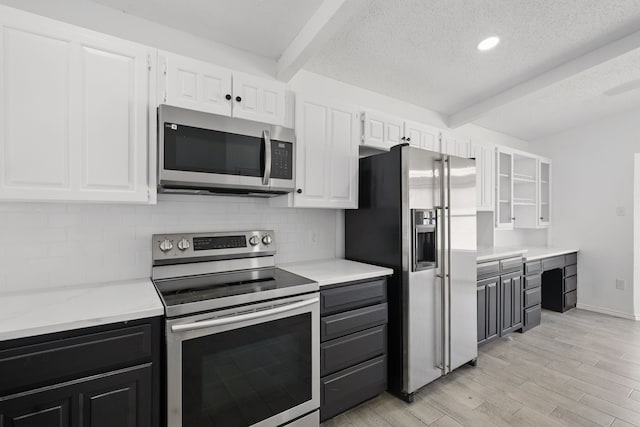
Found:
404,147 -> 444,394
446,155 -> 478,371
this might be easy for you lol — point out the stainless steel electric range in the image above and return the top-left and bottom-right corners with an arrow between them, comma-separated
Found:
151,230 -> 320,427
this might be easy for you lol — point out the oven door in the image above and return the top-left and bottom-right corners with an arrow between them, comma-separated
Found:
166,293 -> 319,427
158,104 -> 294,194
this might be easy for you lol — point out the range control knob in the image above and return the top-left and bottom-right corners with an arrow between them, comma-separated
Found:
177,238 -> 190,251
159,239 -> 173,253
249,235 -> 260,246
262,234 -> 273,245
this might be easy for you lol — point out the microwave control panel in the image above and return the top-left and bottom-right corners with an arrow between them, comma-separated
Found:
271,141 -> 293,180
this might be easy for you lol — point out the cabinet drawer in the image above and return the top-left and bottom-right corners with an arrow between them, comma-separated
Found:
477,261 -> 500,280
565,275 -> 577,293
565,253 -> 577,266
321,356 -> 386,422
321,325 -> 386,377
320,279 -> 386,315
524,274 -> 541,290
500,257 -> 523,274
542,256 -> 564,271
524,287 -> 541,308
0,324 -> 153,395
524,305 -> 541,328
565,264 -> 577,277
321,303 -> 387,342
565,290 -> 577,308
525,261 -> 542,275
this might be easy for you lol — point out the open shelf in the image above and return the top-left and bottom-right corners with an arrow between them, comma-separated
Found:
499,173 -> 510,178
514,202 -> 536,206
514,177 -> 536,184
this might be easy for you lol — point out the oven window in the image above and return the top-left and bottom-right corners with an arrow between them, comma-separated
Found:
164,123 -> 264,177
182,313 -> 312,426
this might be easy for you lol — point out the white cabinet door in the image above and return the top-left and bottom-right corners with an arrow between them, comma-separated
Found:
0,6 -> 153,203
293,96 -> 358,209
442,132 -> 471,158
404,121 -> 441,152
361,110 -> 403,150
471,142 -> 495,211
538,159 -> 551,227
496,149 -> 514,229
232,71 -> 286,126
160,51 -> 233,116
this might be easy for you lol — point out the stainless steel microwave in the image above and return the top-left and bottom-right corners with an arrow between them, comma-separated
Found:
158,105 -> 295,196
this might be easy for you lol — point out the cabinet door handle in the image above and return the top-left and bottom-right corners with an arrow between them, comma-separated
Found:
235,96 -> 242,102
225,94 -> 231,100
297,189 -> 302,194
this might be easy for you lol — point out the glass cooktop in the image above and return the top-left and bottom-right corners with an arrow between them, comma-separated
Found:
154,267 -> 317,316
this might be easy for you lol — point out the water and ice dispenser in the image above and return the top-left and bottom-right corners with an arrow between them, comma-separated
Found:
412,209 -> 437,271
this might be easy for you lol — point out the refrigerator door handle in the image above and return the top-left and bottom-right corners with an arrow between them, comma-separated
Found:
435,159 -> 447,373
446,157 -> 453,374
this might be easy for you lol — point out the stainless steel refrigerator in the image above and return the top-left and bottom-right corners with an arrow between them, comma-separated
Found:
345,144 -> 477,402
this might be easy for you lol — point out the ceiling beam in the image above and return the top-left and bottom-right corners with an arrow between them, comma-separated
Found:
277,0 -> 367,82
447,29 -> 640,128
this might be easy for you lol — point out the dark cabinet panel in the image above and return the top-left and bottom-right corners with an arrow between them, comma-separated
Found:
524,287 -> 542,308
320,279 -> 387,315
565,253 -> 577,266
565,264 -> 577,277
565,290 -> 577,310
486,282 -> 499,340
500,273 -> 523,335
524,261 -> 542,276
513,276 -> 523,327
524,275 -> 541,290
321,303 -> 387,342
80,366 -> 151,427
0,392 -> 73,427
477,261 -> 500,280
565,275 -> 577,293
320,356 -> 386,422
321,326 -> 386,377
500,257 -> 523,275
523,305 -> 541,331
477,284 -> 487,343
542,256 -> 564,271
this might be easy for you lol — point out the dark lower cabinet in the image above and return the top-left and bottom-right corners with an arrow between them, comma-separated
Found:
477,278 -> 499,345
0,318 -> 160,427
541,253 -> 578,313
319,277 -> 388,422
477,256 -> 523,345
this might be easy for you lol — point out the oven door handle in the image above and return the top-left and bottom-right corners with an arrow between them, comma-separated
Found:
171,297 -> 318,333
262,130 -> 272,185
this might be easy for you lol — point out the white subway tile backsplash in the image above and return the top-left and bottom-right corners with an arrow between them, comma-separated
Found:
0,195 -> 339,293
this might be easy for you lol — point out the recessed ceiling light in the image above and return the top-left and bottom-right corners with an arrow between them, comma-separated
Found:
477,36 -> 500,51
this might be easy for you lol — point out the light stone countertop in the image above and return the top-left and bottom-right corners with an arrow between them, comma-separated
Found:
477,246 -> 579,263
521,247 -> 579,261
0,279 -> 164,341
477,247 -> 528,262
279,258 -> 393,287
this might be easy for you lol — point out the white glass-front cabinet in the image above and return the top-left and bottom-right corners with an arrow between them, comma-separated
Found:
471,142 -> 495,211
159,51 -> 286,126
538,159 -> 551,227
272,96 -> 359,209
512,154 -> 539,228
361,110 -> 404,150
496,149 -> 514,229
0,6 -> 155,203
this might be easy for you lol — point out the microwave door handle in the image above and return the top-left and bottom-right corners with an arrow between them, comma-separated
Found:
263,130 -> 272,185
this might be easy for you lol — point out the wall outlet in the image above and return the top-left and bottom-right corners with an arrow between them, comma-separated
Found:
616,279 -> 626,290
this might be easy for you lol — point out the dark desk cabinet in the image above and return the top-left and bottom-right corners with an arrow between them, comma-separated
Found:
522,261 -> 542,332
477,256 -> 523,345
0,317 -> 161,427
320,277 -> 388,422
541,253 -> 578,313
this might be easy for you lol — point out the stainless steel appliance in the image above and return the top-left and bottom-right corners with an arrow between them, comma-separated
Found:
345,144 -> 477,402
152,231 -> 319,427
158,105 -> 295,196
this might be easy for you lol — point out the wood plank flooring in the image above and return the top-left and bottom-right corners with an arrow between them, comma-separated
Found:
321,309 -> 640,427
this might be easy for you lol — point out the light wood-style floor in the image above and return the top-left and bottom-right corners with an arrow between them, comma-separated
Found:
322,309 -> 640,427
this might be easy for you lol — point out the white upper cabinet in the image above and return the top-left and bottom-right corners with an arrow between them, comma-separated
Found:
0,7 -> 154,203
538,159 -> 551,227
159,51 -> 232,117
280,95 -> 358,209
232,71 -> 286,125
471,142 -> 495,211
403,121 -> 441,152
361,110 -> 404,150
496,149 -> 514,229
442,132 -> 471,158
159,52 -> 286,125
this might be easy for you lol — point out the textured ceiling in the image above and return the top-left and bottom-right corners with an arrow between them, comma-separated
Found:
89,0 -> 323,58
304,0 -> 640,116
474,47 -> 640,140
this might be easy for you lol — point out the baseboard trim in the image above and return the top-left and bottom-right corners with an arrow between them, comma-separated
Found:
576,303 -> 640,321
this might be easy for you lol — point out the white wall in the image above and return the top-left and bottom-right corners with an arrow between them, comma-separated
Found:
532,108 -> 640,318
0,0 -> 276,78
0,195 -> 338,294
634,155 -> 640,317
